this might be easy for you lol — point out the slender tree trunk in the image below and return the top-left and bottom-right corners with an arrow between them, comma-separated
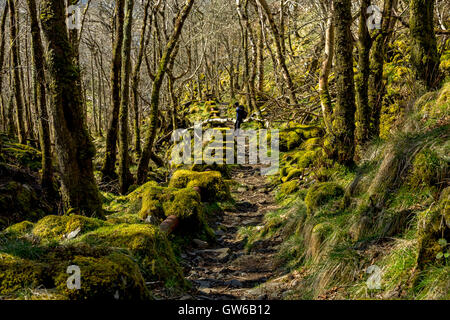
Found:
118,0 -> 134,194
410,0 -> 440,89
40,0 -> 103,217
0,3 -> 9,132
355,0 -> 372,147
101,0 -> 125,182
26,0 -> 55,197
256,14 -> 265,94
8,0 -> 26,144
131,0 -> 151,159
326,0 -> 356,165
137,0 -> 195,184
257,0 -> 296,106
319,1 -> 334,136
236,0 -> 253,111
90,53 -> 98,134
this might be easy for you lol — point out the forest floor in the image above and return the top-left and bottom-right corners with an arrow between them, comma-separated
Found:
179,164 -> 282,300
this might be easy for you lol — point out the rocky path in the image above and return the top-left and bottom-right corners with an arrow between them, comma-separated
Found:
179,164 -> 281,300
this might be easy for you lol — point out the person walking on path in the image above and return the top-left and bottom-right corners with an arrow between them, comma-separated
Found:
235,102 -> 248,135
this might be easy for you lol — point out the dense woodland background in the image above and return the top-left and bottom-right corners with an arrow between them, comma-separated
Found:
0,0 -> 448,300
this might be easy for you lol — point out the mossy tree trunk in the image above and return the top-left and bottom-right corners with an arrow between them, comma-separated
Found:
131,0 -> 152,160
101,0 -> 125,182
40,0 -> 103,217
319,0 -> 334,136
118,0 -> 134,195
0,3 -> 9,132
327,0 -> 356,165
409,0 -> 440,89
368,0 -> 397,138
8,0 -> 26,144
355,0 -> 372,148
256,14 -> 265,94
137,0 -> 195,184
26,0 -> 55,198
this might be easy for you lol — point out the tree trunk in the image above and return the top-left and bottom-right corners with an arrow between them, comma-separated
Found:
368,0 -> 397,138
8,0 -> 26,144
410,0 -> 440,89
0,3 -> 9,132
326,0 -> 356,165
131,0 -> 152,159
137,0 -> 195,184
101,0 -> 125,182
118,0 -> 134,194
40,0 -> 103,217
355,0 -> 372,147
319,0 -> 334,136
26,0 -> 55,198
256,14 -> 265,94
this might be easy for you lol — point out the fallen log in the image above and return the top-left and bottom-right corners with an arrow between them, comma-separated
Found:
159,215 -> 180,234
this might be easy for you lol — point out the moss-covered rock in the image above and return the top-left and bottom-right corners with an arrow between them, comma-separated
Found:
305,182 -> 345,215
78,223 -> 184,283
1,142 -> 42,171
292,150 -> 318,169
280,181 -> 299,196
0,181 -> 48,230
284,169 -> 304,182
191,163 -> 231,179
139,185 -> 209,234
2,221 -> 35,237
53,252 -> 150,300
32,215 -> 108,242
301,138 -> 322,151
0,253 -> 47,296
169,170 -> 230,202
416,187 -> 450,268
281,131 -> 303,151
409,148 -> 447,188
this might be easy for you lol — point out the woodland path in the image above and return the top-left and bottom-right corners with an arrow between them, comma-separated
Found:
180,164 -> 282,300
178,106 -> 283,300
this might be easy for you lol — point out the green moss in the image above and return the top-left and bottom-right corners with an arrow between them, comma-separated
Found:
169,170 -> 231,202
0,253 -> 46,296
0,181 -> 47,229
284,169 -> 303,182
2,221 -> 35,237
416,187 -> 450,268
1,143 -> 42,171
78,223 -> 184,283
301,138 -> 321,151
53,252 -> 150,300
280,181 -> 299,196
32,215 -> 108,242
191,163 -> 231,179
410,148 -> 447,188
292,150 -> 318,169
305,182 -> 345,215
